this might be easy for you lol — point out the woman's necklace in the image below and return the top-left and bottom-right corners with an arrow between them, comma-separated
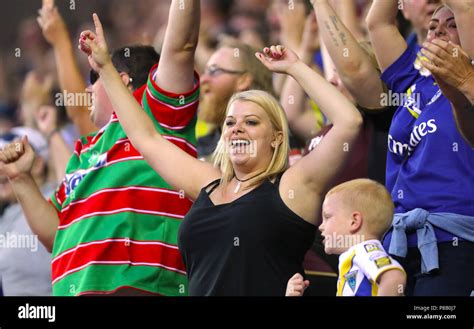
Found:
233,172 -> 263,194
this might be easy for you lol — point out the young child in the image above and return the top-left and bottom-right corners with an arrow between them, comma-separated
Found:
286,179 -> 406,296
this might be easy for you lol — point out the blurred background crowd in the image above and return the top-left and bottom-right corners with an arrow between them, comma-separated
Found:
1,0 -> 470,296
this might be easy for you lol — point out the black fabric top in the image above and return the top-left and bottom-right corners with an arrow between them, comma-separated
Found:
178,175 -> 316,296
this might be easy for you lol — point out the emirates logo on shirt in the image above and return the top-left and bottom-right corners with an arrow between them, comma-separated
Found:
388,119 -> 438,157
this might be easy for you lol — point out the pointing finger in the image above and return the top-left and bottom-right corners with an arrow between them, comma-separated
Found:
92,13 -> 104,39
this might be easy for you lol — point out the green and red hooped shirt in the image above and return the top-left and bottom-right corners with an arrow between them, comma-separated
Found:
49,65 -> 199,296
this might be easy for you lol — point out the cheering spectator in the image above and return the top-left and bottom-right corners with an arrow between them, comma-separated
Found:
367,1 -> 474,295
197,39 -> 273,160
0,127 -> 52,296
0,0 -> 200,296
286,179 -> 406,297
79,4 -> 362,294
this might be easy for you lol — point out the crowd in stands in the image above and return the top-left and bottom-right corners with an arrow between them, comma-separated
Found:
0,0 -> 472,297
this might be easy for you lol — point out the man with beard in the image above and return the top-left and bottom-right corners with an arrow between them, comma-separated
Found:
197,39 -> 273,160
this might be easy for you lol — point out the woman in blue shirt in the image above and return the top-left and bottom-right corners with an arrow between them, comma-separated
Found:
367,1 -> 474,295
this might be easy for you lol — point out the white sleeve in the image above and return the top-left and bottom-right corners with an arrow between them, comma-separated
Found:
353,241 -> 404,283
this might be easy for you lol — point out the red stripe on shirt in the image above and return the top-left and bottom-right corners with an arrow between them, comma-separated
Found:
55,138 -> 196,211
58,187 -> 192,229
100,137 -> 196,167
55,182 -> 67,208
52,238 -> 186,283
144,88 -> 197,130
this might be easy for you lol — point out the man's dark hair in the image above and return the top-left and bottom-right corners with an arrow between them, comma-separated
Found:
111,45 -> 160,90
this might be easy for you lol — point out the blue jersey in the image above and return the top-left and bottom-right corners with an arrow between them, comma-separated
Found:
382,47 -> 474,216
382,45 -> 440,194
406,32 -> 418,52
390,93 -> 474,215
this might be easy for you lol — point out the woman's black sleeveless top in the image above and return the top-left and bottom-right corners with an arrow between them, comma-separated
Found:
178,175 -> 316,296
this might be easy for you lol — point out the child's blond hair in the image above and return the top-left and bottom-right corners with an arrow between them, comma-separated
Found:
326,179 -> 394,238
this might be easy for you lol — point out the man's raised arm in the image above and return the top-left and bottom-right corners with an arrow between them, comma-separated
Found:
0,138 -> 59,252
155,0 -> 200,94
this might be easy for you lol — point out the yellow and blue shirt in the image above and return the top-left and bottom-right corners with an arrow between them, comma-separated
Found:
337,240 -> 404,296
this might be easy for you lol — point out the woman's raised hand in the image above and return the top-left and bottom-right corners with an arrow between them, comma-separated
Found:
255,45 -> 301,75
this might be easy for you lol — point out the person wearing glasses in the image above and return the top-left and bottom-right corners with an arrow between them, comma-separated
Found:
197,39 -> 274,161
0,0 -> 200,296
75,1 -> 363,294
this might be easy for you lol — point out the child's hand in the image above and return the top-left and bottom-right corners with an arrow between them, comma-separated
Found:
285,273 -> 310,296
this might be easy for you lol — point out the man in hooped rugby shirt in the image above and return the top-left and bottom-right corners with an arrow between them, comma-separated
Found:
0,0 -> 200,296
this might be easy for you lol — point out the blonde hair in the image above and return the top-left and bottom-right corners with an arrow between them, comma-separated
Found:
218,39 -> 275,96
212,90 -> 290,190
326,179 -> 394,237
432,4 -> 449,18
